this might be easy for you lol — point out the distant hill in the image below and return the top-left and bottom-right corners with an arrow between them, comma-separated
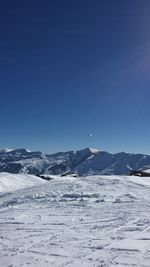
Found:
0,147 -> 150,176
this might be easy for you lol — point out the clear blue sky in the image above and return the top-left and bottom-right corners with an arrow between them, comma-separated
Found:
1,0 -> 150,154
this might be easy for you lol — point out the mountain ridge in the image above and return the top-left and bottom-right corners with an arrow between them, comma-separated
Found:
0,147 -> 150,176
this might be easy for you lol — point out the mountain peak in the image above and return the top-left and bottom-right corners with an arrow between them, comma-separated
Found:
78,147 -> 99,154
0,147 -> 150,176
89,148 -> 99,154
0,148 -> 13,153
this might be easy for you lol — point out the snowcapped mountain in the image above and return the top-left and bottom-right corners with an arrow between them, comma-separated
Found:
0,148 -> 13,153
0,147 -> 150,176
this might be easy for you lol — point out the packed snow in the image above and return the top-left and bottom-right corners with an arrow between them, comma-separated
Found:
0,173 -> 150,266
0,172 -> 46,192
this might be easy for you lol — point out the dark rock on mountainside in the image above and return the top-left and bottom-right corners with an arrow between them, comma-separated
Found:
0,147 -> 150,176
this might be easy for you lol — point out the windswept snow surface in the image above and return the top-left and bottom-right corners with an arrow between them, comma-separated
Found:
0,172 -> 46,192
0,175 -> 150,266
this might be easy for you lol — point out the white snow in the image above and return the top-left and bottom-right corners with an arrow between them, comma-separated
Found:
127,175 -> 150,187
0,174 -> 150,266
143,168 -> 150,174
0,172 -> 46,192
0,147 -> 13,153
89,148 -> 99,154
26,149 -> 32,153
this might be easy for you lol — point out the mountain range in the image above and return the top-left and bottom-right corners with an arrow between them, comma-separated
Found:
0,147 -> 150,176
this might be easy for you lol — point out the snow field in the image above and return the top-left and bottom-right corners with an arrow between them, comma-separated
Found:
0,174 -> 150,266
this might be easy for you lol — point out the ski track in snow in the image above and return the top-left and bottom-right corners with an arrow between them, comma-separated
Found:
0,175 -> 150,266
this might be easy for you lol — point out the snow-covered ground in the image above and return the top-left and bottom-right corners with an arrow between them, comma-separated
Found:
0,173 -> 150,266
0,172 -> 46,192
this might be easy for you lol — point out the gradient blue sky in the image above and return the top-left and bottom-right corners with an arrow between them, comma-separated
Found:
1,0 -> 150,154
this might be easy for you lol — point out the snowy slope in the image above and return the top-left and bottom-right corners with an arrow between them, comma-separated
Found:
0,172 -> 46,192
0,174 -> 150,266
